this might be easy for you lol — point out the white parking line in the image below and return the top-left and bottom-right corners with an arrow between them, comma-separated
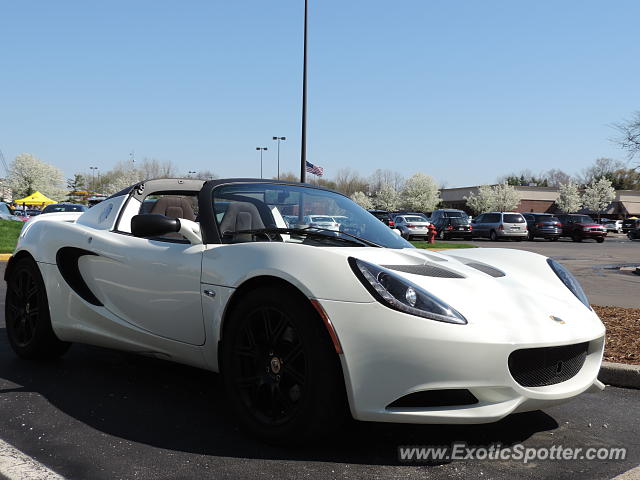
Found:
0,438 -> 65,480
612,465 -> 640,480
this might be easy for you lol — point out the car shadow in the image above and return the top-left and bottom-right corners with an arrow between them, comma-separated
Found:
0,329 -> 558,466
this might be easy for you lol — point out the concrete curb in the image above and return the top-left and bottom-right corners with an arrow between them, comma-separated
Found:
599,361 -> 640,389
0,254 -> 11,261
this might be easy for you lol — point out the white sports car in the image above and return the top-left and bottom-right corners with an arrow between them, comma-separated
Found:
4,178 -> 605,442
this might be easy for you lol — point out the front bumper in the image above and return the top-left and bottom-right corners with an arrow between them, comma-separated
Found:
320,299 -> 605,424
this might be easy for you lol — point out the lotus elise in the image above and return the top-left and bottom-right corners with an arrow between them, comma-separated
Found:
4,178 -> 605,442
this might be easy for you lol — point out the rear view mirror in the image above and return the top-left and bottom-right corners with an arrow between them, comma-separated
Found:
131,214 -> 180,238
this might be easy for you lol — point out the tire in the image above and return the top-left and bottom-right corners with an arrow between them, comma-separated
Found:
549,236 -> 559,242
221,286 -> 346,444
572,233 -> 582,243
528,232 -> 535,241
438,230 -> 445,240
490,231 -> 498,241
596,237 -> 605,243
5,257 -> 71,360
514,237 -> 523,242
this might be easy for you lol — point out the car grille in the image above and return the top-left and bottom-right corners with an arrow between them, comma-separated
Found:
508,342 -> 589,387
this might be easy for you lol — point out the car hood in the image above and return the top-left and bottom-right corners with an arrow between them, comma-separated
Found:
327,246 -> 603,341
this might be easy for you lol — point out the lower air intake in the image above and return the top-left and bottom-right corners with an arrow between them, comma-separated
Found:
508,342 -> 589,387
387,389 -> 478,409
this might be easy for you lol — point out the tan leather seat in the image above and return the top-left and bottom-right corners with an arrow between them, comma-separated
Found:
150,196 -> 196,221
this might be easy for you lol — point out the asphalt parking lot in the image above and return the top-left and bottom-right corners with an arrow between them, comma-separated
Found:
0,250 -> 639,479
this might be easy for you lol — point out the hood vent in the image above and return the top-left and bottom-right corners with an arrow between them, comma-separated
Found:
382,264 -> 465,279
465,262 -> 506,278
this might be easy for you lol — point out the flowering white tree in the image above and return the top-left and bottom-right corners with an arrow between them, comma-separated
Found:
8,153 -> 66,201
102,166 -> 143,195
350,191 -> 373,209
582,177 -> 616,220
399,173 -> 441,212
464,185 -> 496,214
373,184 -> 399,211
492,182 -> 520,211
555,182 -> 582,213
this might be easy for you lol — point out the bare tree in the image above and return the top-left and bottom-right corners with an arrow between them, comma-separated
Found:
613,111 -> 640,161
543,169 -> 573,187
579,157 -> 625,185
333,168 -> 369,196
139,158 -> 178,179
369,169 -> 404,194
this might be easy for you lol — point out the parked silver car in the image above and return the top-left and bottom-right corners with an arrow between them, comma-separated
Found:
303,215 -> 340,232
394,215 -> 431,240
472,212 -> 528,241
602,219 -> 623,233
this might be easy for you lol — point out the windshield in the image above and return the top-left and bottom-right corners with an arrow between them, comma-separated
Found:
573,215 -> 594,223
213,183 -> 412,248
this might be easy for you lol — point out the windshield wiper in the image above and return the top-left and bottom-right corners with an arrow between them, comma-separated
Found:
235,227 -> 381,248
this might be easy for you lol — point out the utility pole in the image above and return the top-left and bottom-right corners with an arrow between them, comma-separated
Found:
300,0 -> 308,184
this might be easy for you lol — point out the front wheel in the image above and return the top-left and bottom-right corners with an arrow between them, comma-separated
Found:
221,286 -> 346,444
5,257 -> 70,360
596,237 -> 605,243
572,233 -> 582,242
438,229 -> 445,240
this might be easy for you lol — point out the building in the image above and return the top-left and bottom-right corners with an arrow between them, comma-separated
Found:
0,178 -> 12,203
440,185 -> 640,218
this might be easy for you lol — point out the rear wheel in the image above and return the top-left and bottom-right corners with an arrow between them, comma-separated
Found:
221,286 -> 346,444
5,257 -> 70,360
438,229 -> 445,240
572,233 -> 582,242
528,231 -> 535,241
490,230 -> 498,241
596,237 -> 605,243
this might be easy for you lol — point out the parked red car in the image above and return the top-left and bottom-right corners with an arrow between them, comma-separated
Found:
556,214 -> 607,243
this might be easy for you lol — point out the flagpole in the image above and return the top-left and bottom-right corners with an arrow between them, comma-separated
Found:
300,0 -> 308,184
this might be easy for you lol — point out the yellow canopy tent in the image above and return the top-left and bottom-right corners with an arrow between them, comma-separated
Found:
14,191 -> 56,206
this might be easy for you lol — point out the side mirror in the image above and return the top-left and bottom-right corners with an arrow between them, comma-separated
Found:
131,214 -> 180,238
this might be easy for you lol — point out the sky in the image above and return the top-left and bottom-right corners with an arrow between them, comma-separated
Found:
1,0 -> 639,188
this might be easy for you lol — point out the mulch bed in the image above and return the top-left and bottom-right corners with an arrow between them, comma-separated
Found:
593,305 -> 640,365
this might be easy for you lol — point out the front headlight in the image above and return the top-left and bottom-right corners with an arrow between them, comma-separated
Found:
348,257 -> 467,324
547,258 -> 591,309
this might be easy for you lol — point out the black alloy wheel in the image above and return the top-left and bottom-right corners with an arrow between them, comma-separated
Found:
222,286 -> 346,443
5,257 -> 70,359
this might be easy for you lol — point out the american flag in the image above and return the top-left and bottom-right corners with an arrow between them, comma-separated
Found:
305,160 -> 324,177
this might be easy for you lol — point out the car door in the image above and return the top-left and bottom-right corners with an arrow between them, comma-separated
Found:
80,191 -> 206,345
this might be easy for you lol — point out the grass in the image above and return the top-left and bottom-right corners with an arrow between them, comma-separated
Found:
411,241 -> 477,249
0,219 -> 23,254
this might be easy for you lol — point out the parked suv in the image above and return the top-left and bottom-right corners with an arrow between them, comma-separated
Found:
622,218 -> 640,233
394,214 -> 431,240
429,209 -> 470,224
471,212 -> 527,241
556,214 -> 606,243
367,209 -> 395,228
431,216 -> 473,240
523,213 -> 561,241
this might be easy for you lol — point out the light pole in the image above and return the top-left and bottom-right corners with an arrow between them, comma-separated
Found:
89,166 -> 98,191
272,136 -> 286,180
300,0 -> 308,184
256,147 -> 268,178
